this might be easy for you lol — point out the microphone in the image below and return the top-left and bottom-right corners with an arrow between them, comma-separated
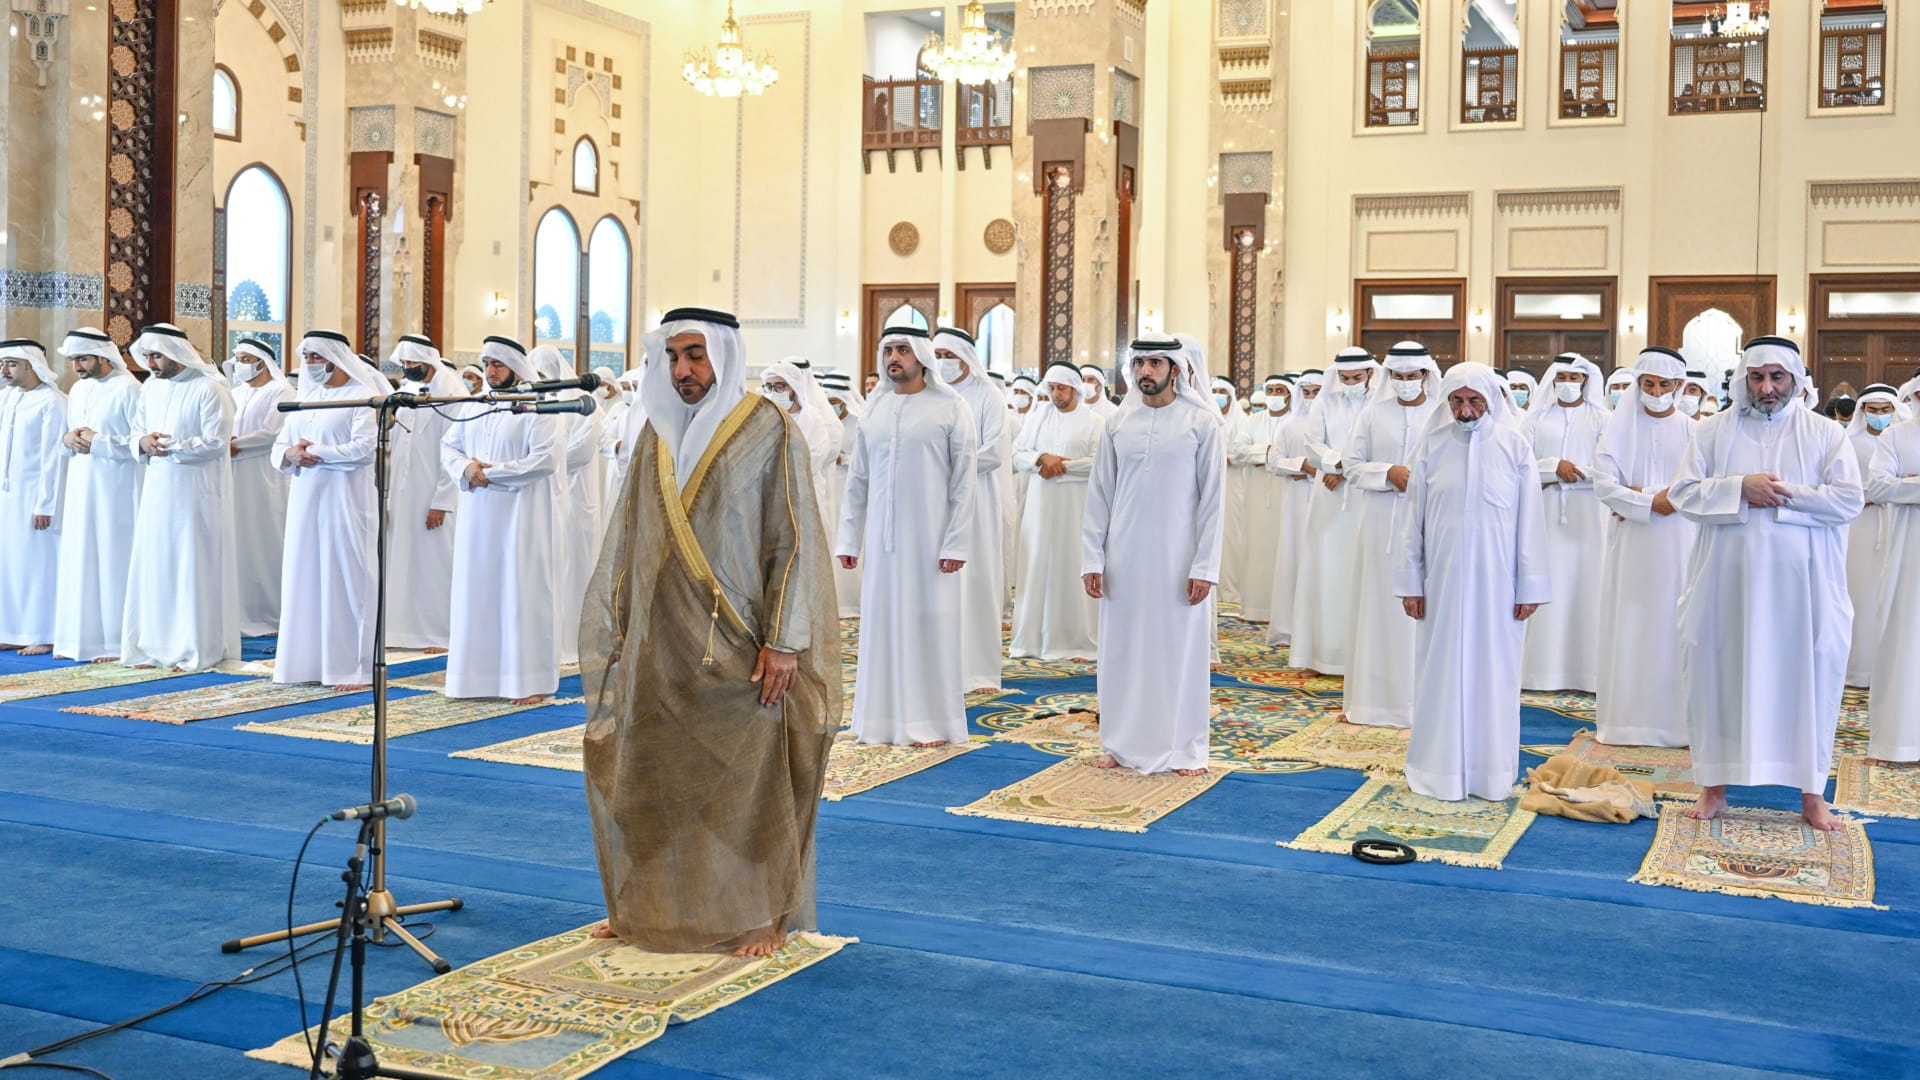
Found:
329,793 -> 416,822
509,397 -> 597,416
519,372 -> 602,394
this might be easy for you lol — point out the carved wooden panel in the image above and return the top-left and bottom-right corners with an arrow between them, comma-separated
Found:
104,0 -> 179,344
1042,164 -> 1077,371
1230,230 -> 1258,395
1649,276 -> 1776,352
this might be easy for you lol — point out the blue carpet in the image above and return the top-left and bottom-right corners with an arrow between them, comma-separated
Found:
0,640 -> 1913,1079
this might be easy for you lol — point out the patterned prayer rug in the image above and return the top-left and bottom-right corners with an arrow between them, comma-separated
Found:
1283,779 -> 1536,870
947,757 -> 1227,833
395,663 -> 580,693
1632,805 -> 1884,909
453,725 -> 586,770
1224,663 -> 1346,695
247,925 -> 854,1080
1833,756 -> 1920,820
1262,713 -> 1411,775
1562,731 -> 1699,801
981,696 -> 1324,774
1835,690 -> 1871,762
1520,690 -> 1598,723
822,731 -> 984,801
0,663 -> 186,704
236,694 -> 585,744
62,679 -> 350,724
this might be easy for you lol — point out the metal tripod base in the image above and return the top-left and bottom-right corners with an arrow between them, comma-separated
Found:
222,892 -> 464,974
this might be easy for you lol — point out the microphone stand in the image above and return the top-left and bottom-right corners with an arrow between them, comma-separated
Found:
223,391 -> 494,974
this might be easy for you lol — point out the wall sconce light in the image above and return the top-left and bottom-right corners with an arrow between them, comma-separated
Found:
1327,307 -> 1348,336
836,310 -> 855,335
938,308 -> 952,324
487,291 -> 509,318
1139,308 -> 1163,335
1468,308 -> 1490,335
1621,306 -> 1643,335
1782,306 -> 1804,335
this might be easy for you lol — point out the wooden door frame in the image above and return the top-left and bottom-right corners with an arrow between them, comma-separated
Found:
1493,275 -> 1618,372
1648,274 -> 1776,350
956,281 -> 1015,331
1810,272 -> 1920,389
1353,277 -> 1467,350
861,283 -> 939,382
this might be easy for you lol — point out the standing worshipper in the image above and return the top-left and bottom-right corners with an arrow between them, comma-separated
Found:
1670,337 -> 1864,829
1216,376 -> 1258,609
1290,346 -> 1378,676
819,371 -> 865,619
1341,343 -> 1441,728
1591,348 -> 1698,747
1396,362 -> 1552,801
1679,370 -> 1713,419
272,332 -> 385,689
1843,385 -> 1909,688
1237,375 -> 1293,623
581,306 -> 839,958
1008,376 -> 1037,431
227,339 -> 292,637
593,368 -> 629,513
1521,353 -> 1609,693
440,336 -> 563,704
933,326 -> 1009,692
385,335 -> 463,651
0,339 -> 68,654
1010,362 -> 1104,659
759,359 -> 839,517
121,325 -> 240,671
1506,369 -> 1538,411
52,329 -> 143,662
1264,371 -> 1324,646
1867,400 -> 1920,762
1079,364 -> 1118,419
835,327 -> 977,747
1082,337 -> 1225,775
1604,368 -> 1634,409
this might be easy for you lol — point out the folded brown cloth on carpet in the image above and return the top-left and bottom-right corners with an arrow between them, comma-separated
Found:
1522,753 -> 1658,823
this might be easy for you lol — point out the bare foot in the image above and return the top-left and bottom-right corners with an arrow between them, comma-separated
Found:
1299,668 -> 1321,679
911,740 -> 949,749
730,924 -> 786,958
425,647 -> 448,655
131,664 -> 157,670
1337,712 -> 1349,724
1802,793 -> 1845,832
1685,785 -> 1728,821
1090,754 -> 1119,769
1176,767 -> 1208,777
589,922 -> 618,939
18,645 -> 50,656
510,694 -> 549,706
89,656 -> 120,664
333,684 -> 371,692
1069,657 -> 1093,664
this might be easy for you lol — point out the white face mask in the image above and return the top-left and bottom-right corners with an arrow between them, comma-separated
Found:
1393,380 -> 1425,403
1213,392 -> 1231,409
1014,392 -> 1032,410
234,361 -> 262,381
1641,389 -> 1676,413
1267,396 -> 1289,415
1340,378 -> 1369,398
1700,398 -> 1720,416
938,356 -> 965,382
1555,381 -> 1585,404
1456,415 -> 1487,432
1083,381 -> 1101,402
763,388 -> 794,411
1607,389 -> 1625,407
1677,394 -> 1702,416
304,362 -> 331,384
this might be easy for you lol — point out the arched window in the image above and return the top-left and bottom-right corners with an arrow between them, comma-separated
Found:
883,304 -> 930,331
587,216 -> 631,372
572,137 -> 599,195
212,66 -> 239,139
222,165 -> 290,362
532,207 -> 582,366
975,301 -> 1015,376
1365,0 -> 1422,128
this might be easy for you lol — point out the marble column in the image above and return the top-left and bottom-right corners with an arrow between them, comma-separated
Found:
1207,0 -> 1286,388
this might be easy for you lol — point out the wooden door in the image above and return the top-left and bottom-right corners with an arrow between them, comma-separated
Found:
862,284 -> 938,383
1494,276 -> 1617,376
1354,278 -> 1466,369
1810,274 -> 1920,391
1649,275 -> 1776,352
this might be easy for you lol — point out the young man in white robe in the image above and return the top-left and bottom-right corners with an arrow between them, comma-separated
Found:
0,339 -> 68,654
1083,337 -> 1226,776
1010,363 -> 1104,660
384,337 -> 463,651
120,325 -> 241,671
1679,371 -> 1713,420
1289,347 -> 1378,676
1591,347 -> 1698,747
227,339 -> 292,637
1605,368 -> 1634,410
819,371 -> 864,619
1843,385 -> 1909,687
1341,343 -> 1442,728
1078,364 -> 1119,420
760,360 -> 839,519
592,368 -> 629,513
1397,363 -> 1552,801
1670,337 -> 1864,830
836,327 -> 977,747
441,336 -> 563,704
1867,400 -> 1920,761
933,327 -> 1009,692
272,332 -> 385,689
1264,372 -> 1323,646
1237,376 -> 1293,623
1520,353 -> 1610,693
53,329 -> 144,662
1215,377 -> 1259,609
1506,369 -> 1538,412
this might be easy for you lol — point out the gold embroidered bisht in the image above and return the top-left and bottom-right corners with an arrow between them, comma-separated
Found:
581,395 -> 841,953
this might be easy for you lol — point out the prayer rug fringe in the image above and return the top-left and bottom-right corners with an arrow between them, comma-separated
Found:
235,697 -> 585,744
1631,805 -> 1885,910
1629,868 -> 1888,911
822,734 -> 984,801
